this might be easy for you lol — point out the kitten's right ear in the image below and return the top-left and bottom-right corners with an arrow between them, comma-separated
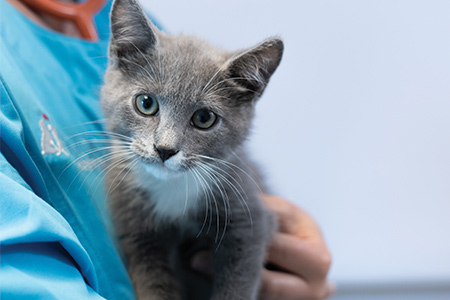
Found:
224,37 -> 284,101
109,0 -> 158,61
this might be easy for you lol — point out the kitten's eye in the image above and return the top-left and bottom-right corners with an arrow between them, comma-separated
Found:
191,109 -> 217,129
135,94 -> 159,116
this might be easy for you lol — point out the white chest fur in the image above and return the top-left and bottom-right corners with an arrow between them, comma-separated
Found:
136,165 -> 203,223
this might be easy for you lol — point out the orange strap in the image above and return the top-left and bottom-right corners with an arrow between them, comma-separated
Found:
21,0 -> 106,41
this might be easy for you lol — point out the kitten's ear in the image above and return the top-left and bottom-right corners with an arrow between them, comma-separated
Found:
109,0 -> 158,61
226,37 -> 283,100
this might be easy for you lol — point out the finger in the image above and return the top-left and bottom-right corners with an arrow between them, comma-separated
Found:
323,282 -> 335,299
260,195 -> 323,239
260,269 -> 332,300
267,233 -> 331,281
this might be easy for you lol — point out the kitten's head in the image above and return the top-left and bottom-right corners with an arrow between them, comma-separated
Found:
101,0 -> 283,180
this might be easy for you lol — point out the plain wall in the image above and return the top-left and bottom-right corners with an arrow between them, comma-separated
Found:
140,0 -> 450,290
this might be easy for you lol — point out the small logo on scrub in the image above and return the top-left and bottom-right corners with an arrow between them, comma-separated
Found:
39,113 -> 69,156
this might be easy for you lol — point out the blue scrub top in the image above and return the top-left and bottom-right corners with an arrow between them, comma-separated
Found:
0,1 -> 160,299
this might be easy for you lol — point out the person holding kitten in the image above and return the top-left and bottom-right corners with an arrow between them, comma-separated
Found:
0,0 -> 332,299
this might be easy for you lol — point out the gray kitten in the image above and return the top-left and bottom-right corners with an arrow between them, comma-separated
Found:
101,0 -> 283,299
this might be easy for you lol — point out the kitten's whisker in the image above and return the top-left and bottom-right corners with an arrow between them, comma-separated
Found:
195,162 -> 231,249
196,153 -> 262,193
91,148 -> 131,191
88,152 -> 134,195
231,151 -> 263,194
64,130 -> 133,143
84,151 -> 131,193
108,158 -> 140,195
69,149 -> 131,191
198,162 -> 231,222
181,171 -> 188,219
195,162 -> 231,212
106,156 -> 136,194
64,131 -> 130,141
194,154 -> 250,203
62,118 -> 106,130
192,154 -> 243,182
58,145 -> 125,178
86,55 -> 108,60
188,167 -> 202,209
195,163 -> 224,244
191,167 -> 210,238
195,167 -> 216,235
202,161 -> 247,197
198,160 -> 253,232
67,139 -> 132,150
190,168 -> 205,236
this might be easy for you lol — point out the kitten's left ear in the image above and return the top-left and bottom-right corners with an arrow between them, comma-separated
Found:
226,37 -> 284,100
109,0 -> 158,62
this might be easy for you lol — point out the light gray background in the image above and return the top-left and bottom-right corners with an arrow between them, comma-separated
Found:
140,0 -> 450,297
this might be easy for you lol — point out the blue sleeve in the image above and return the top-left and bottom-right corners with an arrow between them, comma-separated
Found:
0,153 -> 106,300
0,81 -> 105,299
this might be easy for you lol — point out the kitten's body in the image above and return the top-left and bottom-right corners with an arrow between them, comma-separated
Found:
102,1 -> 283,299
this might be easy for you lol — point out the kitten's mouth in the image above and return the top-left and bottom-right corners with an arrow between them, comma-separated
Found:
140,160 -> 184,180
131,142 -> 186,180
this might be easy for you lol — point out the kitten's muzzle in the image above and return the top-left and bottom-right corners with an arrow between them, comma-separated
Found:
154,145 -> 179,162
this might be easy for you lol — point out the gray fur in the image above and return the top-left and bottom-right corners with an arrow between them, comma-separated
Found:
101,0 -> 283,299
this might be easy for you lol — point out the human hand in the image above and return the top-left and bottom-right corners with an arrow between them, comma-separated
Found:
259,194 -> 333,300
189,195 -> 333,300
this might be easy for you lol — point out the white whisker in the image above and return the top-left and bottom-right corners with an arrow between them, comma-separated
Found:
68,148 -> 131,191
64,130 -> 133,143
195,167 -> 215,235
196,154 -> 262,193
67,139 -> 132,150
87,151 -> 133,193
191,167 -> 210,238
108,158 -> 140,195
195,163 -> 223,244
59,145 -> 123,178
192,154 -> 254,232
181,170 -> 189,219
62,119 -> 106,130
194,161 -> 232,250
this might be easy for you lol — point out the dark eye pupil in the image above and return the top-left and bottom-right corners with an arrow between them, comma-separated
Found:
142,97 -> 153,109
197,111 -> 211,123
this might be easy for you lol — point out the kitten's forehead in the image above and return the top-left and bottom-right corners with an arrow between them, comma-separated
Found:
160,34 -> 228,69
155,34 -> 230,93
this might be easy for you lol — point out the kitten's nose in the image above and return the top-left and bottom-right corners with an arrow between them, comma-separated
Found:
155,146 -> 179,162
